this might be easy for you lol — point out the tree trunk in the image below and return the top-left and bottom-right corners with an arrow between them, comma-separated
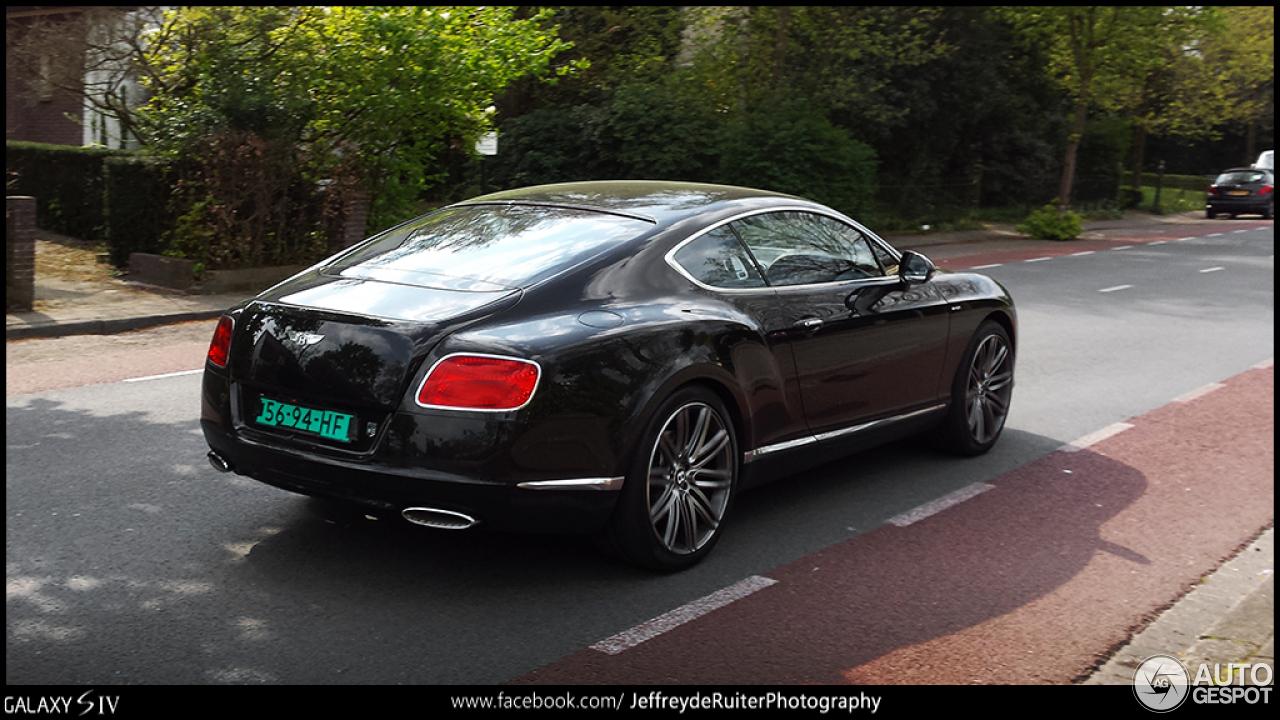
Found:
1130,122 -> 1148,189
1059,101 -> 1089,212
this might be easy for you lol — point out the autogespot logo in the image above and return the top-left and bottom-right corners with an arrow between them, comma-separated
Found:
1134,654 -> 1191,712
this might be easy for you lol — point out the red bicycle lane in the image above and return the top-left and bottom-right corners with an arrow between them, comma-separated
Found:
513,363 -> 1273,685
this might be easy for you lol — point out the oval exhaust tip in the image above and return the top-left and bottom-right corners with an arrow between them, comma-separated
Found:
207,451 -> 232,473
402,507 -> 479,530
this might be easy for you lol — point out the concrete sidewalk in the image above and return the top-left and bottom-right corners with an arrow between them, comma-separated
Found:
5,209 -> 1273,689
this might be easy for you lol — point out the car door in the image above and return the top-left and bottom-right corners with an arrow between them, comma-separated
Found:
730,211 -> 951,439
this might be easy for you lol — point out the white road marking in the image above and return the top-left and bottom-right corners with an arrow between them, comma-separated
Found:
1174,383 -> 1226,403
1062,422 -> 1134,452
1070,251 -> 1095,257
1175,237 -> 1195,242
1254,358 -> 1274,370
1149,240 -> 1169,245
1199,266 -> 1225,273
1207,233 -> 1224,237
970,263 -> 1003,270
123,369 -> 203,383
1024,257 -> 1052,263
886,483 -> 995,527
591,575 -> 778,655
1099,285 -> 1133,293
1111,245 -> 1133,251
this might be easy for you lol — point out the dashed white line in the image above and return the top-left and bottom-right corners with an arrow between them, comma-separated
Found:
1254,358 -> 1274,370
1174,383 -> 1226,403
1024,256 -> 1052,263
122,369 -> 203,383
887,483 -> 995,527
1207,233 -> 1224,237
1062,422 -> 1134,452
1070,251 -> 1095,257
1099,285 -> 1133,293
1199,266 -> 1225,273
590,575 -> 778,655
1111,245 -> 1133,251
1149,240 -> 1169,245
969,263 -> 1003,270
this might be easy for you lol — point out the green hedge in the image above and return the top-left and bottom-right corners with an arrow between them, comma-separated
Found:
5,141 -> 133,241
1138,172 -> 1211,193
103,156 -> 171,267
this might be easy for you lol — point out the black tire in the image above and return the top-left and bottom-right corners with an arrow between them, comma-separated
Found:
936,320 -> 1014,456
1263,200 -> 1273,220
1206,209 -> 1217,219
596,386 -> 738,572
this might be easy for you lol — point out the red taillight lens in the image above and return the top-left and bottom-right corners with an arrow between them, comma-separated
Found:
1259,185 -> 1273,196
417,355 -> 540,410
1208,186 -> 1219,196
207,316 -> 234,368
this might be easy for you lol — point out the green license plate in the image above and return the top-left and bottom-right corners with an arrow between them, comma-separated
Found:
255,397 -> 353,442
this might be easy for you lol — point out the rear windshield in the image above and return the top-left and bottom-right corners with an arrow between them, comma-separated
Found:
1215,171 -> 1270,185
327,204 -> 652,290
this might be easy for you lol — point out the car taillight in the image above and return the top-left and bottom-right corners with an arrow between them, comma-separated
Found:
1207,186 -> 1219,196
1259,185 -> 1273,196
417,354 -> 540,410
207,316 -> 234,368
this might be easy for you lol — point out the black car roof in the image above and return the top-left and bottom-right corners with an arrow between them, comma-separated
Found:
456,181 -> 811,225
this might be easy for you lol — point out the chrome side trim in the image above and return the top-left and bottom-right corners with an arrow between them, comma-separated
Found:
742,434 -> 819,464
516,476 -> 625,491
743,404 -> 948,464
813,404 -> 947,443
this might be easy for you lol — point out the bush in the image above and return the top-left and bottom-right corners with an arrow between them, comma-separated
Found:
717,99 -> 877,219
5,141 -> 132,241
103,156 -> 171,267
489,84 -> 720,188
1017,202 -> 1082,241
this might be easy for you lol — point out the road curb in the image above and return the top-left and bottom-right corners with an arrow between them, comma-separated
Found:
1082,526 -> 1274,685
6,309 -> 226,341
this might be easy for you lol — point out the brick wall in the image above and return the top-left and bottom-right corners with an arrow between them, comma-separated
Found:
7,196 -> 37,312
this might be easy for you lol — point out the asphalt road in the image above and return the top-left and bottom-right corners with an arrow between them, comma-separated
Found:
6,224 -> 1273,686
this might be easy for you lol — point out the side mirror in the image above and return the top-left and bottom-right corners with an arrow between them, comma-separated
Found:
899,251 -> 936,285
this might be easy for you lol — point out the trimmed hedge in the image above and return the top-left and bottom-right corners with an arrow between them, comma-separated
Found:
1138,172 -> 1211,193
103,156 -> 171,267
5,141 -> 132,241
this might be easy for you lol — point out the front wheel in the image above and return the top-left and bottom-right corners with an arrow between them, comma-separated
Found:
936,320 -> 1014,456
597,387 -> 738,571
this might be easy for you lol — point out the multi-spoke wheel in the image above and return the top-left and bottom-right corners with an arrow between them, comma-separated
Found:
598,387 -> 738,571
937,320 -> 1014,456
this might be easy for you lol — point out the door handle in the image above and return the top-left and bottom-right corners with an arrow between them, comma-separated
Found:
794,317 -> 824,330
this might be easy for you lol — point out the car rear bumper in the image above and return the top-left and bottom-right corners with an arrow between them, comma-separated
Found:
1207,196 -> 1271,214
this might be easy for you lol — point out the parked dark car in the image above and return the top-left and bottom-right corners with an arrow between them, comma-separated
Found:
1206,168 -> 1274,219
202,181 -> 1016,570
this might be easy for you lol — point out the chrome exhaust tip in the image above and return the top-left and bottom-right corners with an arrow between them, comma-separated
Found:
207,451 -> 233,473
401,507 -> 479,530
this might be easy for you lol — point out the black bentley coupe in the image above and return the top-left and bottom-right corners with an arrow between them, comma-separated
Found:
202,181 -> 1016,570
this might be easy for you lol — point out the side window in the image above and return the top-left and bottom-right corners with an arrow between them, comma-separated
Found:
870,240 -> 898,276
732,212 -> 886,287
671,225 -> 767,289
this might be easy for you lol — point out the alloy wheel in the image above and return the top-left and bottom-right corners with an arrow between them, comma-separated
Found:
966,333 -> 1013,445
645,402 -> 734,555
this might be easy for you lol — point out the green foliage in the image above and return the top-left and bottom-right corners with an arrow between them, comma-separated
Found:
490,84 -> 720,187
134,6 -> 578,262
718,99 -> 877,219
102,156 -> 170,267
5,141 -> 132,241
1017,202 -> 1083,241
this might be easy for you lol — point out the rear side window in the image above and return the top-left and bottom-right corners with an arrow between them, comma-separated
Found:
672,225 -> 766,289
328,204 -> 651,290
1215,171 -> 1269,185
